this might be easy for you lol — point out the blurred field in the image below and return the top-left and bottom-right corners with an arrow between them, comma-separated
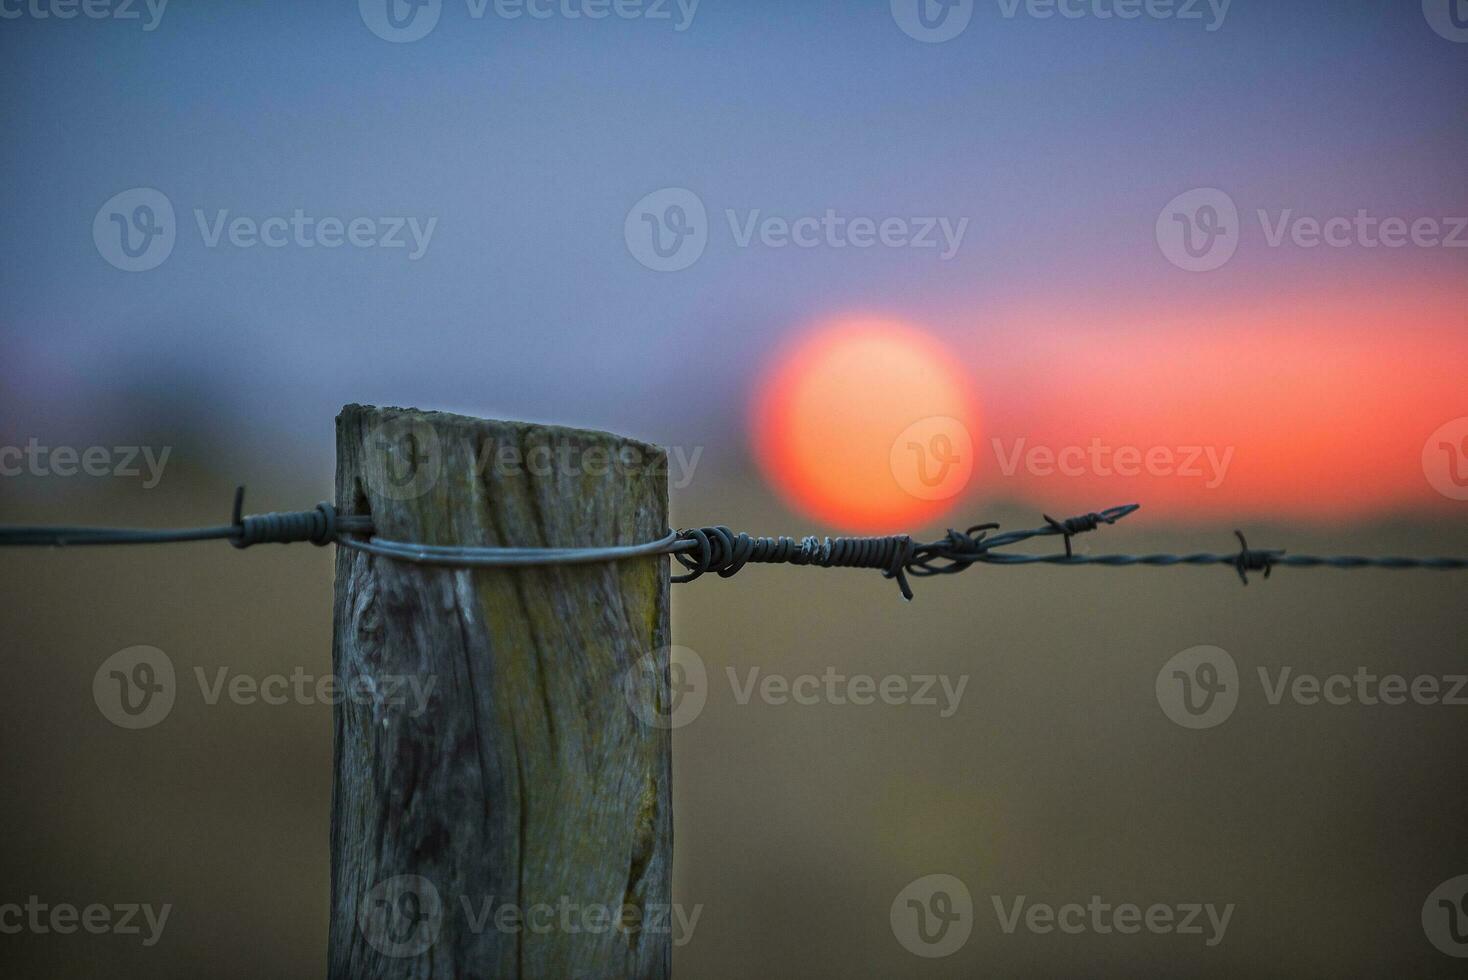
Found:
1,424 -> 1465,978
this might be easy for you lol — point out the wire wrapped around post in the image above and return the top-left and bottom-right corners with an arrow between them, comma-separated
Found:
4,494 -> 1468,600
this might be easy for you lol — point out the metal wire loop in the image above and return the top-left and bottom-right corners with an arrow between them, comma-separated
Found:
230,487 -> 340,549
3,491 -> 1466,601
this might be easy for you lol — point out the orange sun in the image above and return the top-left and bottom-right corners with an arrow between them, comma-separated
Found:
750,316 -> 981,532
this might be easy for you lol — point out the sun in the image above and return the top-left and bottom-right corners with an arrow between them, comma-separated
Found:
750,316 -> 981,532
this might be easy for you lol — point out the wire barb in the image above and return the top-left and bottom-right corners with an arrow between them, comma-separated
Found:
1043,508 -> 1129,557
1,490 -> 1466,600
1231,530 -> 1283,585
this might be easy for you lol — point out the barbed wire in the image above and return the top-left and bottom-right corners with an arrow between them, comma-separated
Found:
1,488 -> 1464,601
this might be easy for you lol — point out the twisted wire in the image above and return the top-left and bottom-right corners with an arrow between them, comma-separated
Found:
671,526 -> 918,597
233,506 -> 339,548
1,489 -> 1465,601
0,487 -> 371,550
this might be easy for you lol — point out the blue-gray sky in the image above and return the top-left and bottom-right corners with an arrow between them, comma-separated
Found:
2,0 -> 1465,501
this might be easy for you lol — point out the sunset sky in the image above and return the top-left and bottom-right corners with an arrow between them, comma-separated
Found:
2,1 -> 1464,529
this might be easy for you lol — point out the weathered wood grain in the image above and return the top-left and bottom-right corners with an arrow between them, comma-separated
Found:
328,405 -> 672,979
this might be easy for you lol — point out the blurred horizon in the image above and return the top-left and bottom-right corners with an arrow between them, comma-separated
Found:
3,1 -> 1467,532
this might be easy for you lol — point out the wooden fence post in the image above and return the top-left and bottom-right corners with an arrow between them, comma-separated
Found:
327,404 -> 673,979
